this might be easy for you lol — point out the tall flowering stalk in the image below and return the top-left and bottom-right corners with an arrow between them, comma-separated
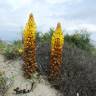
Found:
49,23 -> 64,79
23,14 -> 37,78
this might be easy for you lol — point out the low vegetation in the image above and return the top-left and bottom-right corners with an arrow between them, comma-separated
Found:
3,44 -> 21,60
36,42 -> 96,96
65,30 -> 93,52
0,40 -> 6,53
0,29 -> 95,60
0,72 -> 6,96
0,29 -> 96,96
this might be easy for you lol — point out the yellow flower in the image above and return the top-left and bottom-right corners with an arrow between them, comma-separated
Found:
49,23 -> 64,79
18,48 -> 23,54
23,13 -> 37,78
51,23 -> 64,48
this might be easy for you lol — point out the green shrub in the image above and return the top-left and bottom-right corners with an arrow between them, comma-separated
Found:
65,30 -> 93,52
37,42 -> 96,96
0,71 -> 14,95
40,28 -> 54,44
0,40 -> 6,53
0,71 -> 7,95
2,40 -> 23,60
36,32 -> 42,43
12,40 -> 23,49
3,45 -> 20,60
37,29 -> 93,53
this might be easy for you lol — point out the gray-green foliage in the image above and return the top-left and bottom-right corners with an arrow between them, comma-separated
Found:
0,29 -> 96,59
64,30 -> 93,52
3,42 -> 22,60
0,71 -> 7,96
0,40 -> 6,53
0,71 -> 14,96
12,40 -> 23,49
38,28 -> 54,44
37,29 -> 94,53
36,42 -> 96,96
3,45 -> 18,60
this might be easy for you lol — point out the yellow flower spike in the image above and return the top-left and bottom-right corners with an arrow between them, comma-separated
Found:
51,23 -> 64,49
24,13 -> 36,40
23,13 -> 38,79
49,23 -> 64,80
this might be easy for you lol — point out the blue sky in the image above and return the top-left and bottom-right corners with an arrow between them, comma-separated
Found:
0,0 -> 96,41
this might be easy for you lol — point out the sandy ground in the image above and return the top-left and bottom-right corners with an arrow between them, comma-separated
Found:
0,55 -> 61,96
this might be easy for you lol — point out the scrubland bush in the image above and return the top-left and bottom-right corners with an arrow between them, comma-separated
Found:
0,71 -> 14,96
38,28 -> 54,44
0,40 -> 6,53
39,29 -> 94,53
12,40 -> 23,49
0,28 -> 96,95
3,43 -> 22,60
36,42 -> 96,96
1,29 -> 95,60
64,30 -> 93,52
0,71 -> 8,96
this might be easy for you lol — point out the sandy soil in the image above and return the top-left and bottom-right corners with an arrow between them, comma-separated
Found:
0,55 -> 61,96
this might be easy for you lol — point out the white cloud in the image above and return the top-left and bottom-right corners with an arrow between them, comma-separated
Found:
7,0 -> 31,10
0,0 -> 96,41
45,0 -> 82,4
79,24 -> 96,32
45,0 -> 67,4
64,23 -> 96,33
